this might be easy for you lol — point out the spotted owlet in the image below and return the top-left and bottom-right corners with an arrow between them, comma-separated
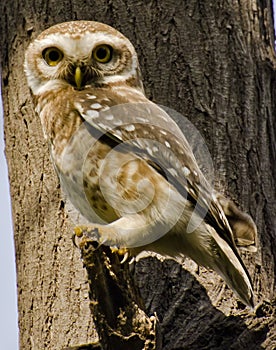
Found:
25,20 -> 257,307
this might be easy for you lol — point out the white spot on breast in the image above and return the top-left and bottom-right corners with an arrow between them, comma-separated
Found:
165,141 -> 171,148
90,103 -> 102,109
124,124 -> 135,132
86,94 -> 96,99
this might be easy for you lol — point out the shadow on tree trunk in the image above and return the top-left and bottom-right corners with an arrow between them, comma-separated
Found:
135,257 -> 273,350
67,239 -> 274,350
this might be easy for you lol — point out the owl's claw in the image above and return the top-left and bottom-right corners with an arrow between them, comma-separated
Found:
74,225 -> 100,239
120,251 -> 129,264
110,247 -> 130,264
73,225 -> 131,263
72,225 -> 101,249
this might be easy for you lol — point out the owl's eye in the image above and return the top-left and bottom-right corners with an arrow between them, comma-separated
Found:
42,47 -> 63,66
93,45 -> 113,63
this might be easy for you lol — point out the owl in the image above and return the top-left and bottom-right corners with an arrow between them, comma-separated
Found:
25,21 -> 257,307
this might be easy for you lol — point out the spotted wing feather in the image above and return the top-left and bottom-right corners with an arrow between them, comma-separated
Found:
75,89 -> 240,253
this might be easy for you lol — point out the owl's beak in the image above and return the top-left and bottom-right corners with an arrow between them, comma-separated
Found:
75,66 -> 83,89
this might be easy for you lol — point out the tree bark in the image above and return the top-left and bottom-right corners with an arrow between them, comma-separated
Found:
0,0 -> 275,349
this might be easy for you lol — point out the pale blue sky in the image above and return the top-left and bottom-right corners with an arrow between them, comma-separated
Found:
0,97 -> 19,349
0,4 -> 275,349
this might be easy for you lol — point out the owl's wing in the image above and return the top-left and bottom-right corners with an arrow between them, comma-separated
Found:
74,94 -> 254,257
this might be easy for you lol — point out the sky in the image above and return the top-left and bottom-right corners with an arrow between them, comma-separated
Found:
0,3 -> 275,350
0,95 -> 19,349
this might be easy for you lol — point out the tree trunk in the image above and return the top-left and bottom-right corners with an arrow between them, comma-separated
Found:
0,1 -> 275,349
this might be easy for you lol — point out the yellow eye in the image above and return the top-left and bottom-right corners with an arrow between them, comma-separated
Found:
93,45 -> 112,63
42,47 -> 63,66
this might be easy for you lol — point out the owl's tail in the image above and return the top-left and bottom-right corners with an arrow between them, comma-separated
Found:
210,230 -> 254,308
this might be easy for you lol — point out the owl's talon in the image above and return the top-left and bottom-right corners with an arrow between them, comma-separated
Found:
72,233 -> 79,248
128,257 -> 136,265
74,226 -> 84,237
74,225 -> 99,236
120,251 -> 129,264
110,247 -> 130,264
72,225 -> 101,249
72,226 -> 87,247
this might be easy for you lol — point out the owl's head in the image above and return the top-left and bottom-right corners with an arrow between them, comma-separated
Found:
25,21 -> 143,95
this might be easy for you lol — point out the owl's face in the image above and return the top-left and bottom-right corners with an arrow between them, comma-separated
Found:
25,21 -> 143,95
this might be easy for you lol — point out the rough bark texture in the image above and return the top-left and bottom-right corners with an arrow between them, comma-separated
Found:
72,237 -> 161,350
0,0 -> 275,349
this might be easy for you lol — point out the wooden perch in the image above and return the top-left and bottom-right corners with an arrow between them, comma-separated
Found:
70,236 -> 161,350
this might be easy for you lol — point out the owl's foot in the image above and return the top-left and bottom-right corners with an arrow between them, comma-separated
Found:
111,247 -> 130,264
72,224 -> 102,249
74,224 -> 100,239
73,225 -> 131,263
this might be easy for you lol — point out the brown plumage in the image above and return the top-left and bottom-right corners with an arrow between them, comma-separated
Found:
25,20 -> 257,307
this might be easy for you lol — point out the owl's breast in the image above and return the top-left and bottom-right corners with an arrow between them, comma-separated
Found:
36,88 -> 118,224
51,121 -> 120,224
